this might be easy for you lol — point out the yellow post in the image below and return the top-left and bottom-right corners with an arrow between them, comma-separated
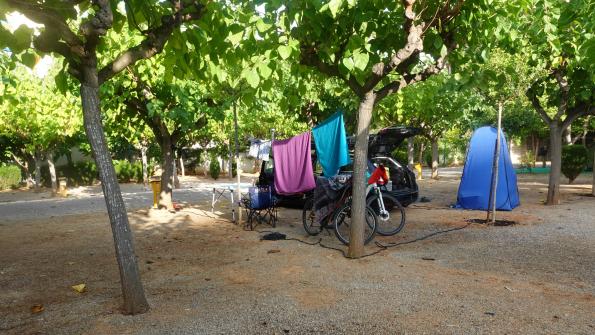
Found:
150,177 -> 161,208
414,163 -> 423,180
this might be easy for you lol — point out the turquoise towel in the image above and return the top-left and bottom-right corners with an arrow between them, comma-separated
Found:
312,111 -> 352,177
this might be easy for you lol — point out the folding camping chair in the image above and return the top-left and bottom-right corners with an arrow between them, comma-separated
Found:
241,186 -> 278,230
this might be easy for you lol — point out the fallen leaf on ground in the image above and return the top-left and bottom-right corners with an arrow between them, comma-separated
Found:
267,249 -> 281,254
31,304 -> 44,313
71,283 -> 86,293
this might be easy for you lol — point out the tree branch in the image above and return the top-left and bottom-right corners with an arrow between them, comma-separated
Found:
553,66 -> 569,121
5,0 -> 85,56
80,0 -> 113,51
10,152 -> 28,172
300,48 -> 364,97
562,102 -> 593,130
98,2 -> 206,84
362,0 -> 463,93
526,84 -> 553,124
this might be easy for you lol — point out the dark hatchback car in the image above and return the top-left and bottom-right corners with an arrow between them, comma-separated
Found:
257,126 -> 420,208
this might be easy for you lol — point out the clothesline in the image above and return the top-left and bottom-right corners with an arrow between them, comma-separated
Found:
245,111 -> 351,195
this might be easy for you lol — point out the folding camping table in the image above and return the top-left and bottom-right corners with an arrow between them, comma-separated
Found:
211,186 -> 236,222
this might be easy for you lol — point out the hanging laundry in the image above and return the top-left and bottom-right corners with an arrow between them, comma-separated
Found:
312,111 -> 351,177
248,139 -> 271,161
272,132 -> 316,194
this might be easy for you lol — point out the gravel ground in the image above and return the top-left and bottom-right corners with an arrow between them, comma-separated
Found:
0,171 -> 593,334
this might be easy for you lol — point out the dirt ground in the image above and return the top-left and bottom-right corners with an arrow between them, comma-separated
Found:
0,172 -> 594,334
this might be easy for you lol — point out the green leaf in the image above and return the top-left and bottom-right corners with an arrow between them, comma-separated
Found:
21,52 -> 37,69
227,30 -> 244,46
12,25 -> 33,53
328,0 -> 343,18
278,45 -> 292,60
244,68 -> 260,88
257,63 -> 273,79
255,19 -> 272,33
342,57 -> 354,71
352,49 -> 369,71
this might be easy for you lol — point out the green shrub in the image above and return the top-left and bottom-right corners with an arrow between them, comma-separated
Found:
561,145 -> 588,183
520,150 -> 536,170
209,158 -> 221,180
113,160 -> 145,183
0,165 -> 21,190
59,161 -> 98,186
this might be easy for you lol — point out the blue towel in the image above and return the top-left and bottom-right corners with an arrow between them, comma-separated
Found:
312,111 -> 352,177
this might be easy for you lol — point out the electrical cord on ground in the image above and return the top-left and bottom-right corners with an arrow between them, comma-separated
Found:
249,221 -> 475,259
375,223 -> 472,249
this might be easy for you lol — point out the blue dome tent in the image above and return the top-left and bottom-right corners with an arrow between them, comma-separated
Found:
456,126 -> 520,211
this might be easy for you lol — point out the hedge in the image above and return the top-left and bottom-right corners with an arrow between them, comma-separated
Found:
0,165 -> 21,190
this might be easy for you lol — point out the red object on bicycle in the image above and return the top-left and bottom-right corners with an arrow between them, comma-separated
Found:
368,165 -> 388,185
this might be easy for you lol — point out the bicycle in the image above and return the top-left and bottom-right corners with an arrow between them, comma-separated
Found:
303,166 -> 406,239
302,178 -> 378,245
365,165 -> 406,236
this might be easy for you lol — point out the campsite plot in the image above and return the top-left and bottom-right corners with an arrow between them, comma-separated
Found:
1,172 -> 593,334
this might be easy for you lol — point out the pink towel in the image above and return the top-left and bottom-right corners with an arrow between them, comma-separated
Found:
273,132 -> 316,194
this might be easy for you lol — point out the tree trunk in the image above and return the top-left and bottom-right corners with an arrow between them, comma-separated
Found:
533,136 -> 539,168
79,64 -> 148,314
348,91 -> 376,259
11,152 -> 33,187
34,150 -> 42,192
141,144 -> 148,190
179,156 -> 185,177
233,101 -> 242,225
24,161 -> 33,188
564,124 -> 572,144
47,152 -> 58,194
417,142 -> 425,180
407,138 -> 414,169
173,152 -> 180,189
592,149 -> 595,196
159,134 -> 175,210
228,142 -> 234,180
431,138 -> 439,179
546,123 -> 563,205
581,116 -> 590,146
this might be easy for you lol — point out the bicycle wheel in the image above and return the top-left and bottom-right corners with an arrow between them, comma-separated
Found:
302,197 -> 321,236
367,193 -> 406,236
332,201 -> 377,245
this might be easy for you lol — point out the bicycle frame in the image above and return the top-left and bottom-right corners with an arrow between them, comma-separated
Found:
366,183 -> 389,221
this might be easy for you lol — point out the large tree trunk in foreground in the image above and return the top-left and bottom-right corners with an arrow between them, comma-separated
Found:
47,152 -> 58,194
547,123 -> 563,205
159,135 -> 175,211
431,138 -> 439,179
80,64 -> 149,315
34,150 -> 42,192
348,91 -> 376,258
